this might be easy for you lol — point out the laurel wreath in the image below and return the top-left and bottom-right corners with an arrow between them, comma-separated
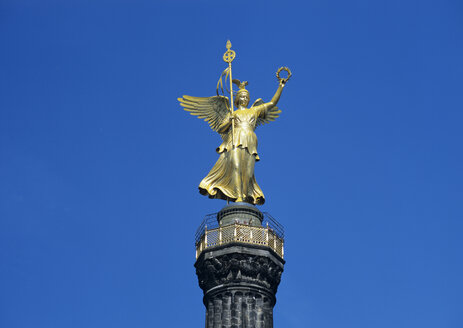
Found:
276,67 -> 292,83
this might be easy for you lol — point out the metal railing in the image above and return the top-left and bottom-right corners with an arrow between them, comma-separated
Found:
195,213 -> 285,259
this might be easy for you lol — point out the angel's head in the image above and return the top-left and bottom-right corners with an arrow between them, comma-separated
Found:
233,79 -> 250,108
235,89 -> 250,108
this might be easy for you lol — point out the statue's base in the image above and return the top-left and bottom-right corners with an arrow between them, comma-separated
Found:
217,202 -> 263,227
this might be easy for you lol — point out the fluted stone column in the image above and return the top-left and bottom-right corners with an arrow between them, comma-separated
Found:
195,204 -> 285,328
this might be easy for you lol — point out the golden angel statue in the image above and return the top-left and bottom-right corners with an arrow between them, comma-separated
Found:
178,41 -> 290,205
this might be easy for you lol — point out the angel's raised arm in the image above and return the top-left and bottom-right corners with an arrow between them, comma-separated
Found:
251,82 -> 285,127
255,81 -> 285,115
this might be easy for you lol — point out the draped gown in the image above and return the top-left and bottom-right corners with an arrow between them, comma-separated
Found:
199,105 -> 268,205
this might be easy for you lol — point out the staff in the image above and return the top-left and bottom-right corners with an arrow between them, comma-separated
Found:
223,40 -> 236,147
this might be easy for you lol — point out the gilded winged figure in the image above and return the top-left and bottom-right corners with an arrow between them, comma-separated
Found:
179,78 -> 286,205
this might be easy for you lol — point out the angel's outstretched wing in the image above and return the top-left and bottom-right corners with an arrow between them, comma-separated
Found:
251,98 -> 282,128
178,95 -> 230,133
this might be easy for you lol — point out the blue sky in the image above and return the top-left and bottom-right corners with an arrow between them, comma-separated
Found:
1,0 -> 462,327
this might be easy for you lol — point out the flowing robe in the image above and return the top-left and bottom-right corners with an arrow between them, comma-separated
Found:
199,105 -> 267,205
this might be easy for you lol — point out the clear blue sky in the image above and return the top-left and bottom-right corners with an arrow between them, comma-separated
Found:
1,1 -> 462,327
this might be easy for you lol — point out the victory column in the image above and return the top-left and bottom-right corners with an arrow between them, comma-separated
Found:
179,41 -> 291,328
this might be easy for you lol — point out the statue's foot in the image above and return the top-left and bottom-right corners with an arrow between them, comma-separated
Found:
236,197 -> 243,202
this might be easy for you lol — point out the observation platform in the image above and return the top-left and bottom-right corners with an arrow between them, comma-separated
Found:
195,203 -> 285,259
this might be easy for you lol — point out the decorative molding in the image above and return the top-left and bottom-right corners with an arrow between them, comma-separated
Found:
196,252 -> 284,295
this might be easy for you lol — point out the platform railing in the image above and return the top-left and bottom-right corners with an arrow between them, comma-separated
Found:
195,222 -> 284,259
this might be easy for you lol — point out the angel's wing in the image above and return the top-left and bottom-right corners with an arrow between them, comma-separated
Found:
251,98 -> 282,128
178,95 -> 230,133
